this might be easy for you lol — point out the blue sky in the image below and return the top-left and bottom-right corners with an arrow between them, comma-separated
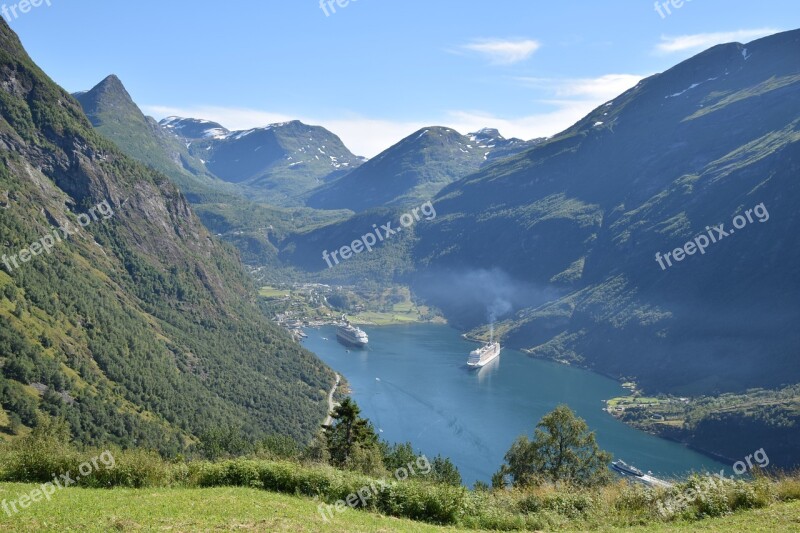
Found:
7,0 -> 800,156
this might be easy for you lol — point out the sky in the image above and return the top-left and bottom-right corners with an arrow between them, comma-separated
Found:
7,1 -> 800,157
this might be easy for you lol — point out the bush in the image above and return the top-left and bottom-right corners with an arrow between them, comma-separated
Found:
542,491 -> 598,519
85,448 -> 169,488
0,431 -> 79,483
775,474 -> 800,502
376,480 -> 465,524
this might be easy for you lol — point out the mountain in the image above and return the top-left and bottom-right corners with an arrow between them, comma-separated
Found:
305,126 -> 542,212
75,77 -> 354,267
0,21 -> 334,452
73,76 -> 232,203
159,116 -> 229,140
281,30 -> 800,398
161,117 -> 365,203
410,29 -> 800,396
470,128 -> 543,164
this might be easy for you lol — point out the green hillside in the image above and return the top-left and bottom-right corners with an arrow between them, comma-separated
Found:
0,20 -> 334,453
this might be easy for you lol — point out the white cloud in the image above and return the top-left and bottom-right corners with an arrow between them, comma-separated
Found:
655,28 -> 781,55
143,74 -> 644,158
515,74 -> 645,101
442,74 -> 642,141
461,39 -> 541,65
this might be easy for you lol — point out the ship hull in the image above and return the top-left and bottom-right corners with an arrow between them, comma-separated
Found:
467,344 -> 501,368
336,331 -> 368,348
467,351 -> 500,369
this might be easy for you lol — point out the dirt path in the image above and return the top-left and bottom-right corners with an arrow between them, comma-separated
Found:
323,373 -> 340,426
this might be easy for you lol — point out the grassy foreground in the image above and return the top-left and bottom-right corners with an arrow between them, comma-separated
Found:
1,483 -> 799,532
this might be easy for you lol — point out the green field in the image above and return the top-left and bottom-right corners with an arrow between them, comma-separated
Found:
258,286 -> 291,299
1,484 -> 799,532
259,284 -> 445,326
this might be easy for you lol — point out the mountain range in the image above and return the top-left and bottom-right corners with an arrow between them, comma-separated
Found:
305,127 -> 542,211
162,117 -> 366,203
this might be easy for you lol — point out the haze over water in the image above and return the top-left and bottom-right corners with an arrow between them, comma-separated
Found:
304,323 -> 728,486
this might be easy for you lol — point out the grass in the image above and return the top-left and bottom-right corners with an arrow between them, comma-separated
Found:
350,310 -> 424,326
1,484 -> 799,532
611,501 -> 800,532
260,283 -> 445,326
0,484 -> 453,532
3,437 -> 800,531
258,286 -> 291,299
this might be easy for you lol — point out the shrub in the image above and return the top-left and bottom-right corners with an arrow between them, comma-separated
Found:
0,436 -> 79,483
542,491 -> 598,519
85,448 -> 169,488
376,480 -> 465,524
775,474 -> 800,502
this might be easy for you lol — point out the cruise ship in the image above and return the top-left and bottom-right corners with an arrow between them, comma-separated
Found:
467,335 -> 501,368
336,317 -> 369,348
611,460 -> 674,489
611,460 -> 644,478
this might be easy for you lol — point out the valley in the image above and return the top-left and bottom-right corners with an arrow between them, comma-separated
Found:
2,7 -> 799,531
58,27 -> 800,473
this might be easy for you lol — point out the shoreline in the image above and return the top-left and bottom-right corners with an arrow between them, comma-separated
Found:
310,321 -> 736,471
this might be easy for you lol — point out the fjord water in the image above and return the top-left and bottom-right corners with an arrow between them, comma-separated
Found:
304,323 -> 727,485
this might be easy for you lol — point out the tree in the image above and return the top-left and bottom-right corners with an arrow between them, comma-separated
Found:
382,441 -> 417,472
301,429 -> 330,464
495,405 -> 612,488
430,454 -> 462,486
258,434 -> 300,460
323,397 -> 379,469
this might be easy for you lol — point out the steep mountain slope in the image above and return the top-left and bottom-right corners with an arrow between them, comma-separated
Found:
163,117 -> 365,203
305,126 -> 541,212
412,29 -> 800,395
0,21 -> 333,452
73,76 -> 232,203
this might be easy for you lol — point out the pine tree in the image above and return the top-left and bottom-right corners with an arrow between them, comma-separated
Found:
323,397 -> 379,468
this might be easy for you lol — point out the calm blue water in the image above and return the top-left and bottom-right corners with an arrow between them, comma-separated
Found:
304,323 -> 727,485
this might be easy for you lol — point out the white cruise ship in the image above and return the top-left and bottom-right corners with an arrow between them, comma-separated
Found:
467,337 -> 501,368
336,316 -> 368,348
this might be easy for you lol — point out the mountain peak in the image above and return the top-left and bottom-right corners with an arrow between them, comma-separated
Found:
86,74 -> 131,100
98,73 -> 124,89
73,74 -> 139,128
